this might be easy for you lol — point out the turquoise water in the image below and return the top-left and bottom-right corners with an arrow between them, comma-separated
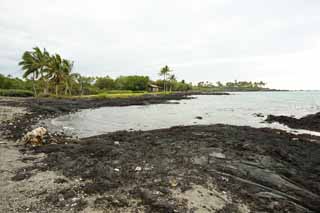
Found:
44,91 -> 320,138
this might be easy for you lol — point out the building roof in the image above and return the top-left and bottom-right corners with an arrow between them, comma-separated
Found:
148,84 -> 160,88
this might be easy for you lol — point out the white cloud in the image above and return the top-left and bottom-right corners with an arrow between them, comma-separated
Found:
0,0 -> 320,89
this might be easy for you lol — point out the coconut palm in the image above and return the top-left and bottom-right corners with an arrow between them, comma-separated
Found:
18,47 -> 51,95
19,51 -> 38,95
258,81 -> 266,88
159,65 -> 171,92
61,59 -> 74,95
35,48 -> 51,94
48,54 -> 66,96
168,74 -> 176,91
70,73 -> 83,95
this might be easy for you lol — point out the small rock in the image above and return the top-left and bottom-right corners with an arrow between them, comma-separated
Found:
135,166 -> 142,172
114,141 -> 120,145
58,194 -> 65,202
221,176 -> 229,182
195,116 -> 203,120
253,113 -> 264,118
54,178 -> 68,184
169,177 -> 178,187
114,168 -> 120,172
71,197 -> 80,202
209,150 -> 226,159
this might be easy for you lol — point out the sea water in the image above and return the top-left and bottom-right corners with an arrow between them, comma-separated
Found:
42,91 -> 320,138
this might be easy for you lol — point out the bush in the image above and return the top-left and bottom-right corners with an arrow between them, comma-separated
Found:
115,76 -> 149,91
0,89 -> 34,97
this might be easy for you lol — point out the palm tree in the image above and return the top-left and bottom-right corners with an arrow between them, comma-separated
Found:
61,59 -> 74,95
159,65 -> 171,92
34,47 -> 50,94
64,73 -> 79,96
19,51 -> 38,95
48,54 -> 66,96
71,73 -> 82,95
258,81 -> 266,88
168,74 -> 176,92
19,47 -> 51,96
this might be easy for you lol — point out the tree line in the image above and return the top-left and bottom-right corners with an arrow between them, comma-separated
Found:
4,47 -> 191,96
196,80 -> 268,91
1,47 -> 270,97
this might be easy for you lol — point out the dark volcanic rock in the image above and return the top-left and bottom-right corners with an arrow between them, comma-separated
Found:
266,112 -> 320,132
28,124 -> 320,212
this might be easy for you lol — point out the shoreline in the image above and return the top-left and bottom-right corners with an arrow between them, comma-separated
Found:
0,95 -> 320,212
266,113 -> 320,132
0,92 -> 231,140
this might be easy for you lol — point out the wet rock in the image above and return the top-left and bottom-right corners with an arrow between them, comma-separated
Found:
266,112 -> 320,132
253,113 -> 264,118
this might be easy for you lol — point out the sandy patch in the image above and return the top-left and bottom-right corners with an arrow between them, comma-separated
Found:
0,106 -> 26,122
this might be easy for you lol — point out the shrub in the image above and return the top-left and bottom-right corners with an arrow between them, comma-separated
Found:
0,89 -> 34,97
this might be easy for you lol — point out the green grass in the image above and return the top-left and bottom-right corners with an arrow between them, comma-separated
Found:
0,89 -> 34,97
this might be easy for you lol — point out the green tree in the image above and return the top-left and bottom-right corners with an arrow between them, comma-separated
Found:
18,51 -> 38,95
216,81 -> 224,88
74,75 -> 95,95
18,47 -> 51,95
61,59 -> 74,95
47,54 -> 66,96
95,76 -> 115,90
34,47 -> 50,94
168,74 -> 176,91
159,65 -> 171,92
115,76 -> 149,91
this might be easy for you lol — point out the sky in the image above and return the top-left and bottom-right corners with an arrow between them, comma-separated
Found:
0,0 -> 320,90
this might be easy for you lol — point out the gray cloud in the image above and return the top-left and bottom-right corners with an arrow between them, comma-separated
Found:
1,0 -> 320,89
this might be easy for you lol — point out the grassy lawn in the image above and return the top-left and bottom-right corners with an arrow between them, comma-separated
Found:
0,89 -> 173,99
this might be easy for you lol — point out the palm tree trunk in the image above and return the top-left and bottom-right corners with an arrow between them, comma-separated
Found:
163,74 -> 166,92
69,85 -> 72,96
32,73 -> 37,96
55,85 -> 59,96
45,81 -> 49,94
40,72 -> 48,95
43,81 -> 47,94
65,83 -> 68,96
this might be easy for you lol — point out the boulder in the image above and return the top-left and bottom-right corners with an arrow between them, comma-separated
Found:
22,127 -> 47,145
